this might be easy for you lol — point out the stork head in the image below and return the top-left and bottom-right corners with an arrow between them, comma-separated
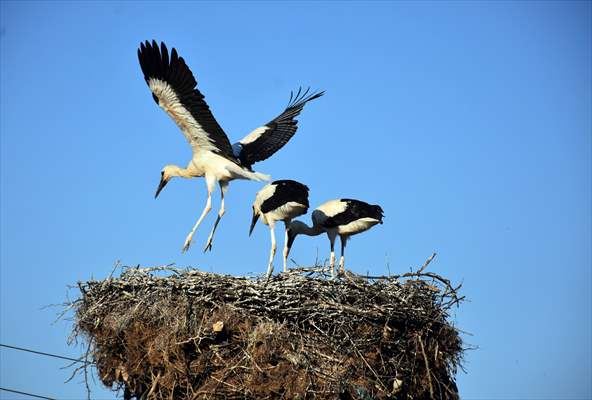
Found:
286,220 -> 325,256
155,165 -> 182,198
286,220 -> 306,254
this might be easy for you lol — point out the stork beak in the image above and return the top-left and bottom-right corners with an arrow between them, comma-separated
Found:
286,229 -> 297,255
249,212 -> 259,236
155,176 -> 169,199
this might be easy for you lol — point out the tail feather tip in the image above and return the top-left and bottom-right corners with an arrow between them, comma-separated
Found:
254,172 -> 271,182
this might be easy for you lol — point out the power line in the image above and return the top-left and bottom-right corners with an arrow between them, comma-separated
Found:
0,343 -> 85,364
0,387 -> 56,400
1,344 -> 91,399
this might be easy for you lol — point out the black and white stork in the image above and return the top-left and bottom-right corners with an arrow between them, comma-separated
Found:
249,180 -> 310,278
286,199 -> 384,277
137,40 -> 323,253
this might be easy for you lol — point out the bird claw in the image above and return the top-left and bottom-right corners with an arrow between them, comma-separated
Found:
265,264 -> 274,280
203,238 -> 213,253
182,234 -> 194,253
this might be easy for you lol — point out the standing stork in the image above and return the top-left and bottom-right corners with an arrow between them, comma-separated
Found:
137,40 -> 323,252
249,180 -> 310,278
286,199 -> 384,277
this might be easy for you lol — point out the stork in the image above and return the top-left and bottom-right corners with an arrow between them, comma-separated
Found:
137,40 -> 323,252
249,180 -> 310,278
286,199 -> 384,277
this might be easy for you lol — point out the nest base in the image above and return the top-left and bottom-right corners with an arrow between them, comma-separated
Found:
72,265 -> 464,399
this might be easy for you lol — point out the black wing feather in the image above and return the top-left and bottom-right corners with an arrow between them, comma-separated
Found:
322,199 -> 384,228
138,40 -> 235,159
260,180 -> 310,214
238,88 -> 324,168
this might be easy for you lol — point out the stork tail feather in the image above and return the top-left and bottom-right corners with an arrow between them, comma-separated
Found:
252,171 -> 271,182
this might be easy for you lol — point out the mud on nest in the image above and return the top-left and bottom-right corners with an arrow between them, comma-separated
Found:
71,259 -> 465,400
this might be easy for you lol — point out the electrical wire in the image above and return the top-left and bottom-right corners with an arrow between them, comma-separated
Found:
0,387 -> 57,400
0,344 -> 93,399
0,343 -> 85,363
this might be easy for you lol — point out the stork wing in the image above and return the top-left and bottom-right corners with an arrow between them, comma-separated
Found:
138,40 -> 235,159
322,199 -> 384,228
233,88 -> 324,169
260,180 -> 310,213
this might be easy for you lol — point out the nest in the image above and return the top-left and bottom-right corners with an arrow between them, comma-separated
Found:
71,259 -> 464,400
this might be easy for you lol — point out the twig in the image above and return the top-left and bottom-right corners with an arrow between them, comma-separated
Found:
418,252 -> 437,273
417,334 -> 434,398
146,371 -> 161,398
83,339 -> 92,400
108,260 -> 122,279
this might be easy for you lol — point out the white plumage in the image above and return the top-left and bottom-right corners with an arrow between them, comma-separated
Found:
148,79 -> 219,153
238,126 -> 270,146
138,40 -> 323,253
287,198 -> 384,277
249,180 -> 310,277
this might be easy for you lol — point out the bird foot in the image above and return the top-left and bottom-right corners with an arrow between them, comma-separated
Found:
265,264 -> 274,279
182,233 -> 194,253
203,236 -> 214,253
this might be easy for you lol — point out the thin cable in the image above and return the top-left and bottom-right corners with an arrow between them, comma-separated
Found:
0,343 -> 85,363
0,387 -> 57,400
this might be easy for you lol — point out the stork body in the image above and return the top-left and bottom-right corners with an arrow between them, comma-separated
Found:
250,180 -> 310,278
287,199 -> 384,277
138,40 -> 323,252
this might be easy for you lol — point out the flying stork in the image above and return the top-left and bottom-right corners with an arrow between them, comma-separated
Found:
249,180 -> 310,278
137,40 -> 323,252
286,199 -> 384,277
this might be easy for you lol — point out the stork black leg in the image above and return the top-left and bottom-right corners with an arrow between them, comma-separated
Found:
282,221 -> 290,273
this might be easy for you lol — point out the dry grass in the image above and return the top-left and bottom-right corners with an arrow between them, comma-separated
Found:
70,261 -> 464,399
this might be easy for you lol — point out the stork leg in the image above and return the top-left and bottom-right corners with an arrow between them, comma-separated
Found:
266,222 -> 277,279
328,231 -> 337,278
282,221 -> 290,273
339,235 -> 347,275
182,175 -> 215,253
203,181 -> 229,252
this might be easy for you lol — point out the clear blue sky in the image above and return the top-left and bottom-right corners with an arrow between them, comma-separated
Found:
1,1 -> 590,399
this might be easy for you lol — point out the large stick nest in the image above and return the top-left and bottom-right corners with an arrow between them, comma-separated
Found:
71,260 -> 465,400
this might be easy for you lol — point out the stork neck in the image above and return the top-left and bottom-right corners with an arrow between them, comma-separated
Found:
294,223 -> 324,237
176,167 -> 194,178
168,164 -> 196,178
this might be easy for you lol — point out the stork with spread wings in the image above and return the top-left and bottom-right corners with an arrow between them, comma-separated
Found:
138,40 -> 323,253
